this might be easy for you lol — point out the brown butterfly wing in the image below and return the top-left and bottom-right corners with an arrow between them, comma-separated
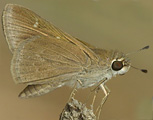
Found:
2,4 -> 97,59
2,4 -> 62,53
12,35 -> 92,84
3,4 -> 99,84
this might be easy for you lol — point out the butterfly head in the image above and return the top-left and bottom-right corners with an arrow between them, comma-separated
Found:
110,50 -> 131,76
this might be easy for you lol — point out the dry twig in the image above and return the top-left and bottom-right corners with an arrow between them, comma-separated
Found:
60,98 -> 96,120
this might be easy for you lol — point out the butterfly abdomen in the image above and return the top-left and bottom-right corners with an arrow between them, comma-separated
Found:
19,83 -> 60,98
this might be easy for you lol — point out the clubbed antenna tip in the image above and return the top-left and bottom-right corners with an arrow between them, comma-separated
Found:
141,45 -> 149,50
141,69 -> 148,73
126,45 -> 150,56
131,66 -> 148,73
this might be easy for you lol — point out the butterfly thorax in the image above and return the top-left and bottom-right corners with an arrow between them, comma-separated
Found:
70,48 -> 131,88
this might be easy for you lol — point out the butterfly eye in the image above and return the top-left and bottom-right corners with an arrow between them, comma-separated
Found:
112,61 -> 123,71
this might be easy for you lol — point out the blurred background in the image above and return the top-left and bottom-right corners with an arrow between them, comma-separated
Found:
0,0 -> 152,120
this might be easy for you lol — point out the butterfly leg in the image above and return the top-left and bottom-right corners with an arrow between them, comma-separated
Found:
96,83 -> 110,120
67,80 -> 83,102
90,89 -> 98,110
90,79 -> 107,110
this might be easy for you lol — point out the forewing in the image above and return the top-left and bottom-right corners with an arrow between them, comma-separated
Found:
2,4 -> 98,61
2,4 -> 61,53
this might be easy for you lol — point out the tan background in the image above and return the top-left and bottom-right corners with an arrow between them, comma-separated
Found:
0,0 -> 153,120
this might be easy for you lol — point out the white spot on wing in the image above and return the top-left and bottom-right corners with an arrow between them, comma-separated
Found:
33,18 -> 39,28
56,36 -> 60,39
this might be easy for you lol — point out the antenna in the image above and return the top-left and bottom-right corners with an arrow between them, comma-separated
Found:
126,45 -> 149,73
126,45 -> 149,56
131,65 -> 148,73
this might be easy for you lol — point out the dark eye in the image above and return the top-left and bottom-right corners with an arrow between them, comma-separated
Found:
112,61 -> 123,71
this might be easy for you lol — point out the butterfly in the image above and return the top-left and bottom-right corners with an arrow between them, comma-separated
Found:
2,4 -> 133,100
